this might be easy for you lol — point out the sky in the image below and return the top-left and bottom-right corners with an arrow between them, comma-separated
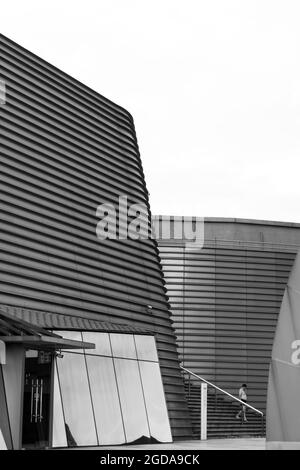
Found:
2,0 -> 300,222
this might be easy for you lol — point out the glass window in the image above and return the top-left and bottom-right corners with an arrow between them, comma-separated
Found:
58,331 -> 84,354
50,331 -> 171,448
82,332 -> 112,357
56,354 -> 97,446
86,356 -> 125,445
52,362 -> 67,448
110,334 -> 137,359
114,359 -> 150,443
134,335 -> 158,362
139,361 -> 172,442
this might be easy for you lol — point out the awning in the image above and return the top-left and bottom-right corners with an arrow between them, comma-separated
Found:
0,335 -> 95,350
0,310 -> 95,351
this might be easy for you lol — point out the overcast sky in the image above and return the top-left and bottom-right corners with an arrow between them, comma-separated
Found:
2,0 -> 300,222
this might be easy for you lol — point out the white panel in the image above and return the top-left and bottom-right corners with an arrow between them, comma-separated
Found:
52,362 -> 67,448
86,356 -> 125,445
139,362 -> 172,442
110,334 -> 137,359
57,353 -> 97,446
134,335 -> 158,362
58,331 -> 84,354
0,428 -> 7,450
114,359 -> 150,442
82,332 -> 112,356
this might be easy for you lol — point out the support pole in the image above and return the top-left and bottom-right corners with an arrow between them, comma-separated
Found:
201,382 -> 207,440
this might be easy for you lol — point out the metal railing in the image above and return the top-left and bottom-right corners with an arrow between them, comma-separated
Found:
181,366 -> 264,439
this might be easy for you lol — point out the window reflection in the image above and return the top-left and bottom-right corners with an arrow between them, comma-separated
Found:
56,353 -> 97,446
114,359 -> 150,443
139,361 -> 172,442
134,335 -> 158,362
53,331 -> 172,447
86,356 -> 125,445
110,334 -> 137,359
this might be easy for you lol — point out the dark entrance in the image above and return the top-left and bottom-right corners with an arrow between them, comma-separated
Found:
22,352 -> 53,449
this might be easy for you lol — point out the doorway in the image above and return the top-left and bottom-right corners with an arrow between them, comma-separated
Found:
22,352 -> 53,449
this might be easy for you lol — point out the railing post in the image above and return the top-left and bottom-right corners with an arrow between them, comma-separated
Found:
188,373 -> 191,399
201,382 -> 207,440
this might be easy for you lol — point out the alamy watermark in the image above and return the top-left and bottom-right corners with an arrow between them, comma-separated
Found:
95,196 -> 204,249
291,339 -> 300,365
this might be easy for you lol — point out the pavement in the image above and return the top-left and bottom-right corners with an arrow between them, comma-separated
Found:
89,438 -> 266,450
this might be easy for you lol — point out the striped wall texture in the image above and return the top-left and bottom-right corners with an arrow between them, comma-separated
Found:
0,35 -> 192,440
155,216 -> 300,413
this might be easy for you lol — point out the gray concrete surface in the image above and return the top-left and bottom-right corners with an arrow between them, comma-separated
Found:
87,438 -> 266,450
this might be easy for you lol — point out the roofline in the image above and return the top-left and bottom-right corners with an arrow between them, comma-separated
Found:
0,33 -> 134,121
153,215 -> 300,229
0,305 -> 154,335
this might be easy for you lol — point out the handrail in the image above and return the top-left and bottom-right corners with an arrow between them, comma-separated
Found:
181,366 -> 263,416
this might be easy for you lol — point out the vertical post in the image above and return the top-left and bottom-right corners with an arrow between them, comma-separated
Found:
201,382 -> 207,440
0,340 -> 6,365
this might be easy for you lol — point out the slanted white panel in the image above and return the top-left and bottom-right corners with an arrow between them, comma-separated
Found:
52,362 -> 67,448
0,428 -> 7,450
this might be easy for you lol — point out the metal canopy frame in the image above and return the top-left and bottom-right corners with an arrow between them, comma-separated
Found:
0,310 -> 95,351
0,335 -> 95,350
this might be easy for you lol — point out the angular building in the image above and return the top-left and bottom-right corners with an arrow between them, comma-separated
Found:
0,35 -> 192,449
155,216 -> 300,438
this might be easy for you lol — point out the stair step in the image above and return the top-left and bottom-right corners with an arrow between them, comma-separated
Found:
184,379 -> 265,439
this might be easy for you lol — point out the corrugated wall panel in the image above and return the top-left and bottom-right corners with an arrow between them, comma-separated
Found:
157,223 -> 300,413
0,34 -> 192,440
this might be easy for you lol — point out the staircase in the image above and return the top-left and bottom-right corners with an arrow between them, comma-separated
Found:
182,372 -> 265,439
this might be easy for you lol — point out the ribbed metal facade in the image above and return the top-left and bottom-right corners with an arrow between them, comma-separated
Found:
0,35 -> 192,440
155,217 -> 300,413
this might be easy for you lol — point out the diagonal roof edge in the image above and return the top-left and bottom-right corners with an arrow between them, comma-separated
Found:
0,309 -> 96,349
0,309 -> 60,338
